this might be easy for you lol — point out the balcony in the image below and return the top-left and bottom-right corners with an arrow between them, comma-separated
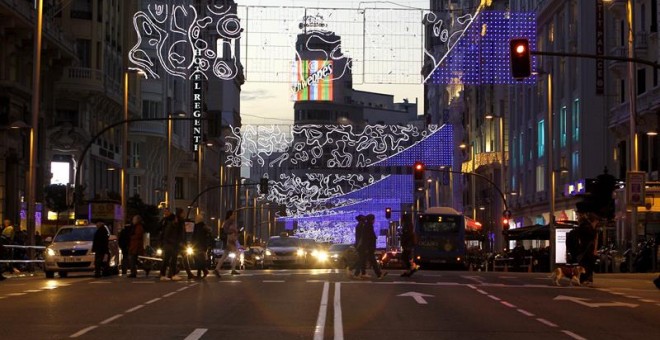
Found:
461,151 -> 509,173
608,85 -> 660,129
58,67 -> 104,93
607,46 -> 627,76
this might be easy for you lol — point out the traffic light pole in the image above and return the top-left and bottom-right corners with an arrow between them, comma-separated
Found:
531,50 -> 660,70
426,168 -> 509,212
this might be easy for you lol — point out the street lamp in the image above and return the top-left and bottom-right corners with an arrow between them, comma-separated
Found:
122,69 -> 144,223
166,111 -> 187,209
27,0 -> 44,266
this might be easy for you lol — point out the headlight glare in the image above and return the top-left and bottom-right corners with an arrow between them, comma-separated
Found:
46,248 -> 56,257
296,248 -> 305,257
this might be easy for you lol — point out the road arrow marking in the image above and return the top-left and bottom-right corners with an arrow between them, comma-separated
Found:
554,295 -> 638,308
398,292 -> 434,304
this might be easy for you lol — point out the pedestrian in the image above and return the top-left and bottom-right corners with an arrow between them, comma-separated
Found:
127,215 -> 145,278
511,241 -> 526,272
159,208 -> 184,281
353,214 -> 387,279
214,210 -> 240,276
192,214 -> 211,279
347,215 -> 366,277
400,213 -> 419,277
1,219 -> 15,241
92,221 -> 111,278
575,201 -> 599,286
117,224 -> 132,275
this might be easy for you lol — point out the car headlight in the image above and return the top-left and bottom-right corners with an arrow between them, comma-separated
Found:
228,252 -> 236,259
265,249 -> 272,256
331,254 -> 339,258
296,248 -> 305,257
186,246 -> 194,256
156,248 -> 163,256
316,251 -> 328,261
46,248 -> 56,257
255,256 -> 261,260
312,249 -> 319,257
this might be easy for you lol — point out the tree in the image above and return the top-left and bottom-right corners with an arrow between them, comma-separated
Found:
44,184 -> 69,227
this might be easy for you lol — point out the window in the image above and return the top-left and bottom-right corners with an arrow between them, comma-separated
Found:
560,106 -> 567,147
572,151 -> 580,176
141,100 -> 161,119
129,142 -> 140,168
131,175 -> 141,197
637,68 -> 646,95
620,79 -> 626,103
519,131 -> 524,165
71,0 -> 92,20
572,99 -> 580,142
536,165 -> 545,192
76,39 -> 91,68
175,177 -> 184,199
538,120 -> 545,158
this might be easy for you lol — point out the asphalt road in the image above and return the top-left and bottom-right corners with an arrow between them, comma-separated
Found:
1,270 -> 658,340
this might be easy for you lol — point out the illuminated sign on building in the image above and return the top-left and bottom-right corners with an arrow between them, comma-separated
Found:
292,60 -> 334,101
192,50 -> 203,151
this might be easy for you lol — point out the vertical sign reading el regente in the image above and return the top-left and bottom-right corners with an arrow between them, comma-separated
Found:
192,47 -> 203,152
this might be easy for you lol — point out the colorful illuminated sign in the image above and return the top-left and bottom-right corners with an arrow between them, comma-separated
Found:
292,60 -> 334,101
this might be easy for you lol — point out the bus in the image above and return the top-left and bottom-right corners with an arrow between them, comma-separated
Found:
414,207 -> 473,268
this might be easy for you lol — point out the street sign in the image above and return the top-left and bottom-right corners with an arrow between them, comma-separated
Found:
398,292 -> 434,304
626,171 -> 646,206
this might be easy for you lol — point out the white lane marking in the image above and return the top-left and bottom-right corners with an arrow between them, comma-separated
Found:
487,295 -> 501,301
177,287 -> 189,292
500,301 -> 516,308
517,309 -> 535,317
313,282 -> 330,340
89,281 -> 111,284
263,280 -> 286,283
639,299 -> 656,303
562,330 -> 587,340
536,318 -> 558,327
163,292 -> 177,298
7,293 -> 27,296
100,314 -> 124,325
308,280 -> 326,283
132,281 -> 154,284
476,289 -> 488,295
184,328 -> 208,340
624,295 -> 642,299
126,305 -> 144,313
218,280 -> 242,283
334,283 -> 344,340
145,297 -> 161,304
24,290 -> 41,293
70,325 -> 98,338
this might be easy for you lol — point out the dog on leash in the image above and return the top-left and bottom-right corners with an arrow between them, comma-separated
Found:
549,265 -> 586,286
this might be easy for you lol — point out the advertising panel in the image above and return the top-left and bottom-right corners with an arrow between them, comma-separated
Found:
292,60 -> 333,101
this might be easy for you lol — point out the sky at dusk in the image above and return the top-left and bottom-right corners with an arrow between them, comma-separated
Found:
235,0 -> 432,125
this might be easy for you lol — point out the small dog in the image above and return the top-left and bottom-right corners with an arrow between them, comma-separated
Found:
549,265 -> 586,286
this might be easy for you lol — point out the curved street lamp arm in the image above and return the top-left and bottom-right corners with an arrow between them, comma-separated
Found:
427,168 -> 509,212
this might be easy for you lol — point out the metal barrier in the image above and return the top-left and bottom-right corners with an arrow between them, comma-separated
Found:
0,245 -> 46,263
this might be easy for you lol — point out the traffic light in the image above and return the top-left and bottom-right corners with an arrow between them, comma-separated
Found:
502,218 -> 510,231
385,207 -> 392,219
510,38 -> 531,80
413,161 -> 425,192
259,177 -> 269,195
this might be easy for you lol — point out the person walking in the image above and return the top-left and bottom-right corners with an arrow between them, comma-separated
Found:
347,215 -> 366,277
353,214 -> 387,279
117,224 -> 132,275
128,215 -> 145,278
192,214 -> 211,279
400,213 -> 419,277
159,208 -> 184,281
214,210 -> 240,276
92,222 -> 111,278
575,201 -> 599,286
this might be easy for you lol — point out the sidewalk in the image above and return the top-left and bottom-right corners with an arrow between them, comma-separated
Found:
593,272 -> 660,290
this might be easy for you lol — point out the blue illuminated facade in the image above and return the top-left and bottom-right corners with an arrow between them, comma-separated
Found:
430,11 -> 537,85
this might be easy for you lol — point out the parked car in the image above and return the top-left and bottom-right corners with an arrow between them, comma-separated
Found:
263,235 -> 306,268
44,222 -> 120,278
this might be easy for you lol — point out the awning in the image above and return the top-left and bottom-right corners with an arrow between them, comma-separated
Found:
503,221 -> 579,240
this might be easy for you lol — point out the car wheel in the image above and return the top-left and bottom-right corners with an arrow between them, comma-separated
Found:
58,271 -> 68,278
45,271 -> 54,279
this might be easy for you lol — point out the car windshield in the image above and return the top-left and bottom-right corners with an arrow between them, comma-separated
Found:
267,238 -> 301,247
300,239 -> 317,248
328,244 -> 352,252
53,227 -> 97,242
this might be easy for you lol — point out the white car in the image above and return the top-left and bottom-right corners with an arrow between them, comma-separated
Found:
44,224 -> 119,278
263,236 -> 306,268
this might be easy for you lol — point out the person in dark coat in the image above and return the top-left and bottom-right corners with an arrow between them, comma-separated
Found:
347,215 -> 366,277
400,213 -> 418,277
352,214 -> 387,279
575,201 -> 599,285
159,208 -> 184,281
191,214 -> 211,279
92,222 -> 111,278
128,215 -> 145,278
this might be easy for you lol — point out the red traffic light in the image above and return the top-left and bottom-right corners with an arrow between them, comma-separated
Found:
502,218 -> 510,231
385,207 -> 392,219
509,38 -> 531,79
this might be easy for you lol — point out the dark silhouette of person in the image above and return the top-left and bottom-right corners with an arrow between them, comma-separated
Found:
400,213 -> 418,277
92,222 -> 111,278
